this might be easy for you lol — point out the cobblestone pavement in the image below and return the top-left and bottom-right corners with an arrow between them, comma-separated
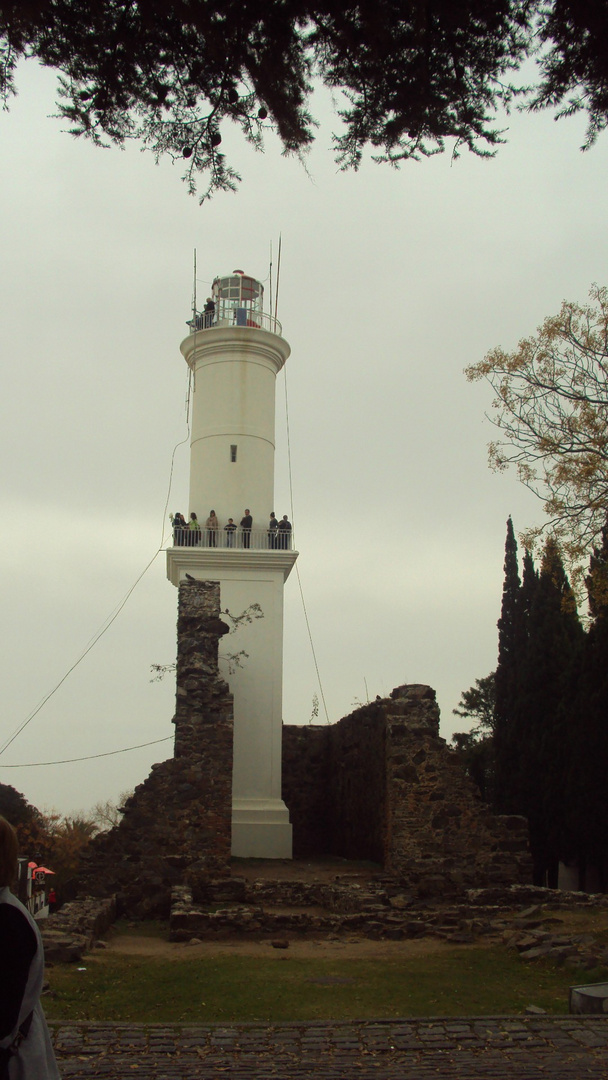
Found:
52,1017 -> 608,1079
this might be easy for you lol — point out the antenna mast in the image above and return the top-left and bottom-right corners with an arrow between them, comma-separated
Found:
275,234 -> 282,320
269,242 -> 273,320
192,249 -> 197,322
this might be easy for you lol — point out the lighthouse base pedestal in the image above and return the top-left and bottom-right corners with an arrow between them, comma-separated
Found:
231,798 -> 293,859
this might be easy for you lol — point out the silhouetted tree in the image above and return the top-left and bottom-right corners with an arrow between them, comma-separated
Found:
560,514 -> 608,888
513,537 -> 583,884
2,2 -> 608,198
451,673 -> 496,802
493,517 -> 524,813
0,783 -> 47,862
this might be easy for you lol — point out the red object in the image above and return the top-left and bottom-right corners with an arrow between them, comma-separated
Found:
28,861 -> 38,869
35,866 -> 56,875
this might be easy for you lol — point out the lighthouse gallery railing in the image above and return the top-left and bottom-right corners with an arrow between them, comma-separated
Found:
171,527 -> 293,551
188,303 -> 282,337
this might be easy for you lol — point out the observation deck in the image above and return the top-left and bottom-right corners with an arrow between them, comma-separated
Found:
170,527 -> 294,551
166,525 -> 298,587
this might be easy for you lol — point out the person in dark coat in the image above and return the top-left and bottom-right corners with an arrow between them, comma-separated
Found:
268,512 -> 278,548
224,518 -> 237,547
240,510 -> 253,549
0,817 -> 61,1080
277,515 -> 292,549
170,512 -> 187,546
203,297 -> 215,327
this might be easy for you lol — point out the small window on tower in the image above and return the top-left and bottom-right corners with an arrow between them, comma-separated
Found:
230,444 -> 237,462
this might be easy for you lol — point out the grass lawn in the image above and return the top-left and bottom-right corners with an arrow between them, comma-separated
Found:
44,937 -> 608,1023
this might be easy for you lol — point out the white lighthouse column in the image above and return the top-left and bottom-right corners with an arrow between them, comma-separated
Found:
167,271 -> 297,859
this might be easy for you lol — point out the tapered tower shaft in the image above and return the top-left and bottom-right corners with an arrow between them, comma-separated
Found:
167,270 -> 297,859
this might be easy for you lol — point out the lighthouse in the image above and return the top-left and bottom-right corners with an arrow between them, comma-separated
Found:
166,270 -> 297,859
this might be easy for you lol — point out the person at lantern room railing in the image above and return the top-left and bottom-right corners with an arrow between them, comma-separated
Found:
191,297 -> 215,330
203,297 -> 215,327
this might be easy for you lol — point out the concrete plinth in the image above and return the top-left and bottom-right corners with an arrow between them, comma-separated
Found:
231,798 -> 293,858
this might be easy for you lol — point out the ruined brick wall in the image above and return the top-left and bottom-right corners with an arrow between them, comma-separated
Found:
282,684 -> 531,894
327,704 -> 388,863
80,580 -> 234,915
281,726 -> 331,858
282,707 -> 387,861
382,685 -> 531,893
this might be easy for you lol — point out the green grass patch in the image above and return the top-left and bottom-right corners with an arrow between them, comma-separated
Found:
44,946 -> 607,1023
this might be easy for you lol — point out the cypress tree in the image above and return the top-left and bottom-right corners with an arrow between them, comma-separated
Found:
517,538 -> 583,885
493,517 -> 522,813
564,515 -> 608,889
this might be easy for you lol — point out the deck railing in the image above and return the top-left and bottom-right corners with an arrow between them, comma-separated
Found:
172,527 -> 293,551
188,305 -> 282,337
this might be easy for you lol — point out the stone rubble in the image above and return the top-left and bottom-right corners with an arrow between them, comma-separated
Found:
168,880 -> 608,974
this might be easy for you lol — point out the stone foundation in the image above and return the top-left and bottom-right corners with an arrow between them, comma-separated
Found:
41,896 -> 116,963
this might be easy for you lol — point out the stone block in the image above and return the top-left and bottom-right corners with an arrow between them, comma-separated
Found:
569,982 -> 608,1014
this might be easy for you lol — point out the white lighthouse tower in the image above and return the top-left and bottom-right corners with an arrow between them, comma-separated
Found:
166,270 -> 297,858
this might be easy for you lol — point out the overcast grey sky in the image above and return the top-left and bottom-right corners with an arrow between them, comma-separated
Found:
1,60 -> 606,817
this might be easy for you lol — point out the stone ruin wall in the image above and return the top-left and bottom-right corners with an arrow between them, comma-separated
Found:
282,684 -> 532,894
80,580 -> 234,915
78,583 -> 531,914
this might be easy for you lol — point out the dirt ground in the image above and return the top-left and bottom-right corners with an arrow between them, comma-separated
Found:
104,930 -> 463,962
229,856 -> 382,884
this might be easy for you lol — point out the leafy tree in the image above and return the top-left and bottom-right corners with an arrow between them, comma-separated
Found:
0,783 -> 48,862
451,673 -> 496,802
1,2 -> 608,199
452,672 -> 496,734
466,284 -> 608,581
90,791 -> 133,832
40,811 -> 100,894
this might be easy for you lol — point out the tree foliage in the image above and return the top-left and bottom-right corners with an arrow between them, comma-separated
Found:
451,672 -> 496,802
43,812 -> 99,886
0,784 -> 101,893
90,791 -> 132,831
452,672 -> 496,734
1,2 -> 608,198
457,515 -> 608,890
493,516 -> 524,811
560,513 -> 608,889
515,536 -> 584,884
0,782 -> 48,860
466,284 -> 608,579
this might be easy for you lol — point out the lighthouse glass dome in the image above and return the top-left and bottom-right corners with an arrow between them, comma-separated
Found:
192,269 -> 282,335
216,271 -> 263,307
